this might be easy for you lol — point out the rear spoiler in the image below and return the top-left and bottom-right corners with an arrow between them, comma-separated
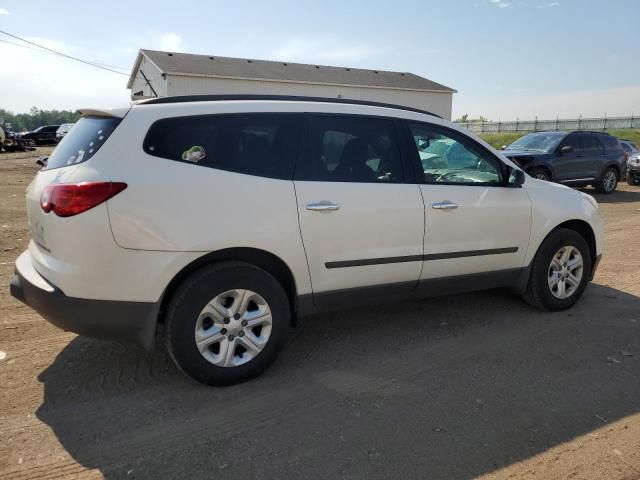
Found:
77,107 -> 130,118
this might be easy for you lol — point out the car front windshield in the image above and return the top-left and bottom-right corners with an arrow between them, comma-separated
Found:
508,133 -> 564,153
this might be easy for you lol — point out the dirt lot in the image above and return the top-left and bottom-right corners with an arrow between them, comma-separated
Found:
1,150 -> 640,480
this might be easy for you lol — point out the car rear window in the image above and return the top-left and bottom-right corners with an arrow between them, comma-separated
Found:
44,116 -> 121,170
143,113 -> 300,180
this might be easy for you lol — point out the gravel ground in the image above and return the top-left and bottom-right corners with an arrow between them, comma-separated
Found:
1,151 -> 639,480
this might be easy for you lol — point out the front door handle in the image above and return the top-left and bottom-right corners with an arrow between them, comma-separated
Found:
306,201 -> 340,212
432,200 -> 459,210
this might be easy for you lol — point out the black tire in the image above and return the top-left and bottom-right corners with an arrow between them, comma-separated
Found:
522,228 -> 592,311
595,167 -> 618,194
627,171 -> 639,186
166,261 -> 291,386
529,168 -> 551,182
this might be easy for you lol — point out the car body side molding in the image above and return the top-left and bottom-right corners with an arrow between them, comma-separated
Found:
325,247 -> 519,269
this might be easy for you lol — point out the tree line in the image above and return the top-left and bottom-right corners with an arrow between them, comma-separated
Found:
0,107 -> 81,132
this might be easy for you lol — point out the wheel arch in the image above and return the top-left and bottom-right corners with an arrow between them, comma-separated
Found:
158,247 -> 298,326
550,219 -> 597,272
604,163 -> 621,179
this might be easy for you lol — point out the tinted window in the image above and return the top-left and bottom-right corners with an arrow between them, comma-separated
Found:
408,123 -> 503,185
45,116 -> 121,170
297,115 -> 403,183
144,114 -> 300,180
581,134 -> 603,153
561,134 -> 581,152
44,126 -> 59,133
621,143 -> 631,153
598,135 -> 621,151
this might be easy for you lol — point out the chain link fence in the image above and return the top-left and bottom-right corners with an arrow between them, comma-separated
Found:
455,115 -> 640,133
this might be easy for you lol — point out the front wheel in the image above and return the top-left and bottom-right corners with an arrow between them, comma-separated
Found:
166,261 -> 291,386
529,168 -> 551,182
522,228 -> 592,311
627,171 -> 639,186
595,167 -> 618,193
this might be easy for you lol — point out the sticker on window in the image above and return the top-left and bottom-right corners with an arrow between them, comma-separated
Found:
182,146 -> 206,163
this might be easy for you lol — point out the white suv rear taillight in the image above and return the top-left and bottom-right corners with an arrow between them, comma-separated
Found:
40,182 -> 127,217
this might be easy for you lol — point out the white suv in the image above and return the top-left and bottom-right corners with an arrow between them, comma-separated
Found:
10,96 -> 604,386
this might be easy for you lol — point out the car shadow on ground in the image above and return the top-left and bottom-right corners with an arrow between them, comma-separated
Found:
581,187 -> 640,204
35,283 -> 640,479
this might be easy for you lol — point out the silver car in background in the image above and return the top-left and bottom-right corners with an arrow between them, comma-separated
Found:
55,123 -> 75,143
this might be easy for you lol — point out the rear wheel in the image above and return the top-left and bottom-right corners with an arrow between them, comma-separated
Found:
595,167 -> 618,193
529,168 -> 551,182
166,261 -> 291,386
522,228 -> 591,311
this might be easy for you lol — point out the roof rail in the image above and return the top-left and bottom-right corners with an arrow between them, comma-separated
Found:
136,94 -> 442,118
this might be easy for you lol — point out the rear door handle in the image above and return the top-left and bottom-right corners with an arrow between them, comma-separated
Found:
431,200 -> 459,210
306,201 -> 340,212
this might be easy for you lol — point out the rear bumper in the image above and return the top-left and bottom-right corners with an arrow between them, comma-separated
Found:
10,250 -> 158,350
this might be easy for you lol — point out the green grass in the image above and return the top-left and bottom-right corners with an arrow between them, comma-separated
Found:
606,129 -> 640,146
480,129 -> 640,149
479,133 -> 524,149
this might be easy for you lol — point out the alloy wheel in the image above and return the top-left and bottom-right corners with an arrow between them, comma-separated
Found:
603,170 -> 617,192
547,246 -> 584,299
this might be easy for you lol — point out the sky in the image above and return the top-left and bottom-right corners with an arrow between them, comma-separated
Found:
0,0 -> 638,120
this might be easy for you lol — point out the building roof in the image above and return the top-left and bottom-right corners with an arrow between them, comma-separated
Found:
127,49 -> 456,93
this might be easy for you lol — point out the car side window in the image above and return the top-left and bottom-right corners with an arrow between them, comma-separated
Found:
560,134 -> 581,153
143,113 -> 300,180
621,143 -> 631,153
297,115 -> 404,183
407,122 -> 503,185
581,135 -> 603,153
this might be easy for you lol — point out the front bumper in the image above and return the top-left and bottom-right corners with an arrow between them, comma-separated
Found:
10,251 -> 158,350
627,165 -> 640,178
590,254 -> 602,281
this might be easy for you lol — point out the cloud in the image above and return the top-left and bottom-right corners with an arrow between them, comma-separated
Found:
0,37 -> 130,113
0,7 -> 9,15
489,0 -> 511,8
272,36 -> 380,65
537,2 -> 560,7
157,33 -> 183,52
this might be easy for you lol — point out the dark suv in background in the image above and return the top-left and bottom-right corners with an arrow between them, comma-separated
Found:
21,125 -> 60,145
502,131 -> 626,193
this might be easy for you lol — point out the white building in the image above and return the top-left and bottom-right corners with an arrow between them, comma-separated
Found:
127,50 -> 456,119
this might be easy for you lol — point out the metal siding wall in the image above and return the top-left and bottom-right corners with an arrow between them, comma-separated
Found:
131,58 -> 167,98
165,75 -> 453,119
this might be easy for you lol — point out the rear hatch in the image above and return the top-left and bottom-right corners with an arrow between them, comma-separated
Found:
26,109 -> 127,263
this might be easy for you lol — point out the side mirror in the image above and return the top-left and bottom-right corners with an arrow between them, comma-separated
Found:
36,156 -> 48,167
560,145 -> 572,154
500,145 -> 507,150
508,167 -> 525,187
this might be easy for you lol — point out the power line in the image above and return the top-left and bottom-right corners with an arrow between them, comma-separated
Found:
0,37 -> 130,71
0,38 -> 54,54
0,30 -> 130,75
